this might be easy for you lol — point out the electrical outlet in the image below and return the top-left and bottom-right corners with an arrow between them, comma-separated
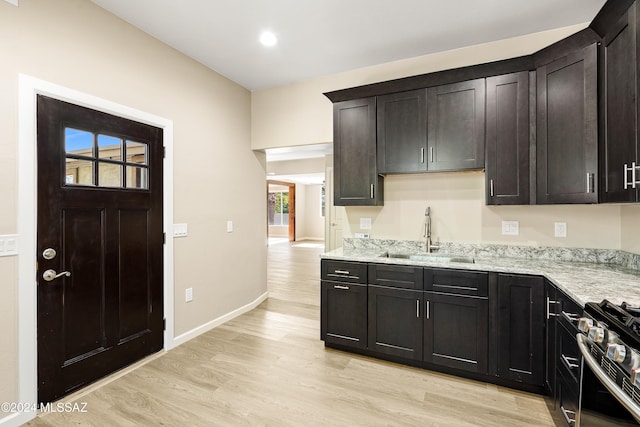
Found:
501,221 -> 519,236
554,222 -> 567,238
354,233 -> 370,239
0,234 -> 18,257
360,218 -> 372,230
185,287 -> 193,302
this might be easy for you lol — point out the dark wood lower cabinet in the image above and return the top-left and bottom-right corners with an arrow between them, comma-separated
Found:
368,285 -> 423,361
321,281 -> 367,350
497,274 -> 545,386
424,291 -> 488,374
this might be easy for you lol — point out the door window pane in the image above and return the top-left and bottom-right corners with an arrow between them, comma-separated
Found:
126,166 -> 148,189
126,140 -> 147,164
98,134 -> 122,160
65,128 -> 93,156
268,191 -> 289,226
66,158 -> 94,186
98,162 -> 122,187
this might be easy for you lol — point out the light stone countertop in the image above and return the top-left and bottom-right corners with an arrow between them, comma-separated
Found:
321,245 -> 640,308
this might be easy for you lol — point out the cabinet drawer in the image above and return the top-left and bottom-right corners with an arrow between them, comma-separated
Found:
321,260 -> 367,284
556,367 -> 579,427
321,281 -> 367,350
368,263 -> 423,290
424,268 -> 488,297
555,288 -> 582,333
557,320 -> 581,383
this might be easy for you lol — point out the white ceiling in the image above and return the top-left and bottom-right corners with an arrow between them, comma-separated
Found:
91,0 -> 606,91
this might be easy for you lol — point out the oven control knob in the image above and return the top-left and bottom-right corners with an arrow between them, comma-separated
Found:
578,317 -> 593,333
606,344 -> 627,363
588,327 -> 605,343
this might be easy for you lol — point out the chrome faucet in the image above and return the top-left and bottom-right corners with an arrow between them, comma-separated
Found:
424,207 -> 440,253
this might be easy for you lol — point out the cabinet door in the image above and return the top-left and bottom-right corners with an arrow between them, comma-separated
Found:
424,291 -> 488,374
333,98 -> 383,206
497,274 -> 545,386
485,72 -> 530,205
321,281 -> 367,350
427,79 -> 485,171
377,89 -> 427,174
368,285 -> 422,361
536,43 -> 598,204
601,3 -> 639,203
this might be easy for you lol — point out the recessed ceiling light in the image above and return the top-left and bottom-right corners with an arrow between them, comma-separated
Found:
259,31 -> 277,47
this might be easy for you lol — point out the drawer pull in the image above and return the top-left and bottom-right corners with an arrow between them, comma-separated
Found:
562,311 -> 579,324
560,405 -> 576,426
416,300 -> 420,318
334,285 -> 350,290
561,354 -> 580,370
426,300 -> 430,320
546,297 -> 558,319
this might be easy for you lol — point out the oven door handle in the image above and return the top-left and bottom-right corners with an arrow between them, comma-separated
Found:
577,334 -> 640,423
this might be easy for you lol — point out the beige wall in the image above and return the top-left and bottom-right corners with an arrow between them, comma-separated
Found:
621,205 -> 640,254
266,157 -> 325,175
1,0 -> 267,416
296,184 -> 324,240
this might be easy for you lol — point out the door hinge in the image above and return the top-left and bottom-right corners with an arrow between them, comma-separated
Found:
163,318 -> 166,331
163,146 -> 166,159
163,232 -> 166,244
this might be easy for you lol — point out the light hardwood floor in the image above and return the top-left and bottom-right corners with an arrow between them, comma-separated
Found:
28,240 -> 559,426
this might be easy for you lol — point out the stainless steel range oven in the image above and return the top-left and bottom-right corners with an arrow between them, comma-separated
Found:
576,301 -> 640,426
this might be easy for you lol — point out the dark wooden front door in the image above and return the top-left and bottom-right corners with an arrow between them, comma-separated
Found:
36,95 -> 164,403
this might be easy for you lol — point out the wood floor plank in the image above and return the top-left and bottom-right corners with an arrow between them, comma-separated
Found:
28,240 -> 560,426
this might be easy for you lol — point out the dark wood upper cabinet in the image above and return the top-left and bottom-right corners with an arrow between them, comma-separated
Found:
333,98 -> 383,206
427,79 -> 486,171
600,2 -> 640,202
485,72 -> 531,205
377,89 -> 427,174
536,43 -> 598,204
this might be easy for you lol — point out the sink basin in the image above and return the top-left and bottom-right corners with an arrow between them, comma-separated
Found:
381,252 -> 475,264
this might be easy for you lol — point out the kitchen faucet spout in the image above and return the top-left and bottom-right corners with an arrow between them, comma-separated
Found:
424,207 -> 440,253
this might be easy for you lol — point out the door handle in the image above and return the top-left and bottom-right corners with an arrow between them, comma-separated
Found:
42,269 -> 71,282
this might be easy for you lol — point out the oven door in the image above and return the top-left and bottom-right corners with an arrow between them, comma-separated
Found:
577,334 -> 640,426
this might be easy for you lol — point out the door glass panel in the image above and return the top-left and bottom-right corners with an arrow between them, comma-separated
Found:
98,162 -> 122,187
66,158 -> 94,186
98,134 -> 122,160
126,166 -> 148,189
126,140 -> 147,164
65,128 -> 93,157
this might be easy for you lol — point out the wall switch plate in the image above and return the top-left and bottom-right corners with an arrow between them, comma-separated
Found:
554,222 -> 567,238
185,287 -> 193,302
173,223 -> 188,237
0,234 -> 19,257
501,221 -> 519,236
227,220 -> 233,233
360,218 -> 372,230
354,233 -> 370,239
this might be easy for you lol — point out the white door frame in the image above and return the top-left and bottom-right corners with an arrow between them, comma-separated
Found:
10,74 -> 176,427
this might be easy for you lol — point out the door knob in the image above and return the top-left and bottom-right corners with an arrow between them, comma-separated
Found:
42,248 -> 57,260
42,269 -> 71,282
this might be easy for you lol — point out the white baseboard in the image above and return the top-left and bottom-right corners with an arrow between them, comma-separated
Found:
294,237 -> 324,242
171,291 -> 269,347
0,412 -> 30,427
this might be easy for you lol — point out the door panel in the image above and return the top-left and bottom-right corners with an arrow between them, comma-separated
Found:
37,95 -> 163,403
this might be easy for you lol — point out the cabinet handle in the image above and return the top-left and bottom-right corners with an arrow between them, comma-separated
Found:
334,285 -> 350,290
429,147 -> 434,163
370,184 -> 374,199
490,179 -> 494,197
625,161 -> 639,189
546,297 -> 558,319
416,300 -> 420,318
426,300 -> 430,319
421,147 -> 425,163
560,406 -> 576,426
561,310 -> 579,324
334,270 -> 350,275
561,354 -> 580,370
586,173 -> 593,193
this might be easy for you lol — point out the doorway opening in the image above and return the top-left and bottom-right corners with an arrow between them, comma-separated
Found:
267,180 -> 296,242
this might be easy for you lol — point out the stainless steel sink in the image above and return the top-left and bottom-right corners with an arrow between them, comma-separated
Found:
381,252 -> 475,264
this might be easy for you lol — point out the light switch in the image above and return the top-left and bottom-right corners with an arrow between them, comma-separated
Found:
227,220 -> 233,233
173,223 -> 188,237
0,234 -> 19,257
501,221 -> 519,236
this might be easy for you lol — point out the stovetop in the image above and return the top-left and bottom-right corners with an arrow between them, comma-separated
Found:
585,300 -> 640,349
